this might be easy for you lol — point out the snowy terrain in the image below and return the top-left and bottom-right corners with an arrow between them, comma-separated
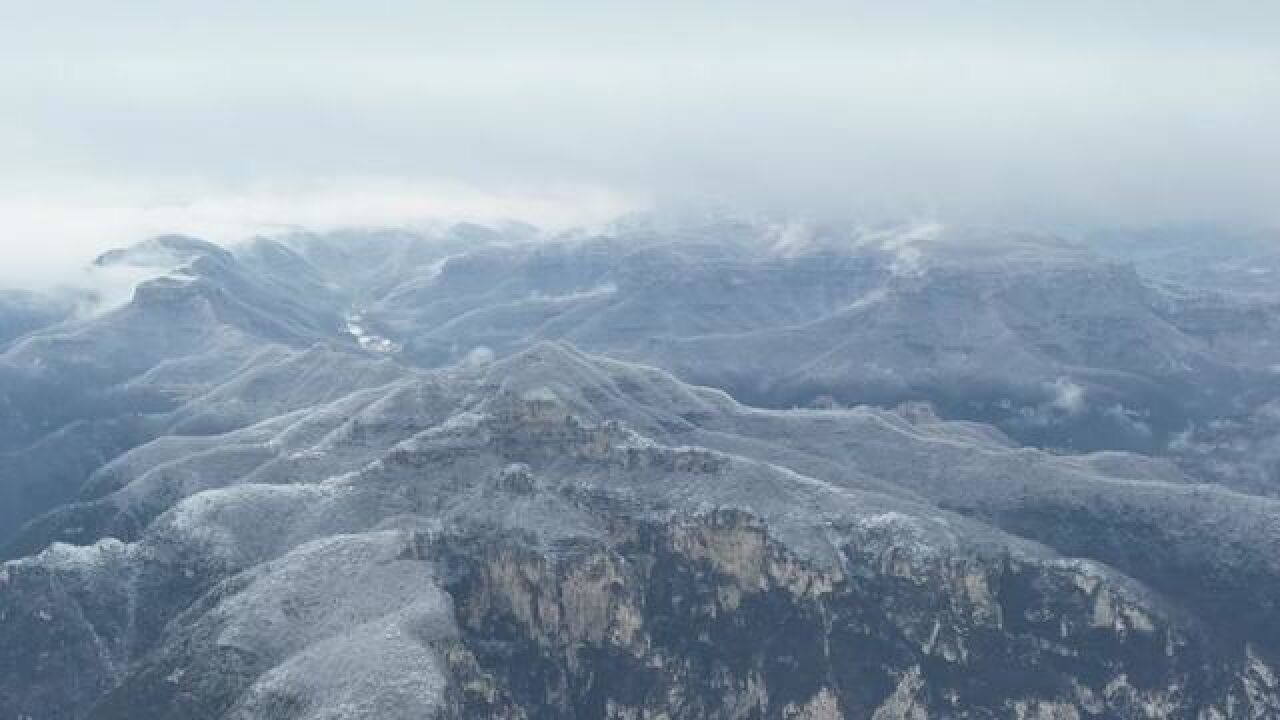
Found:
2,222 -> 1280,718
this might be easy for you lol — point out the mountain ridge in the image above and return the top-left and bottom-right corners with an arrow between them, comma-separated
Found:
3,224 -> 1280,718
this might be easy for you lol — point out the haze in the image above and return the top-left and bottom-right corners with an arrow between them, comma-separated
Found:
2,1 -> 1277,286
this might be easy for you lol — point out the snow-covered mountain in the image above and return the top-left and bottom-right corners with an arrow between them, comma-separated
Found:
3,222 -> 1280,718
281,220 -> 1280,459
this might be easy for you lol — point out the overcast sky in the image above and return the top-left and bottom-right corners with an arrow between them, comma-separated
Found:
1,1 -> 1277,285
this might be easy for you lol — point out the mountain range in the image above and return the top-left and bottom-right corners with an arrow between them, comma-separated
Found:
3,221 -> 1279,719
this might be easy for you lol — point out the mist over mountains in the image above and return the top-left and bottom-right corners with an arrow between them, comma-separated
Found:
2,219 -> 1279,718
4,1 -> 1279,716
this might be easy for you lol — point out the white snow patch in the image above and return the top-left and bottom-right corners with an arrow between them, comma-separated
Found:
434,411 -> 486,433
230,616 -> 449,720
423,254 -> 456,283
345,312 -> 401,354
14,538 -> 132,573
225,539 -> 455,720
848,287 -> 888,312
861,511 -> 920,531
521,386 -> 561,404
155,483 -> 358,566
215,532 -> 452,663
529,283 -> 617,303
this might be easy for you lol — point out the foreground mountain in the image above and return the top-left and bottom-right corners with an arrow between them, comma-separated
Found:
7,340 -> 1280,718
3,223 -> 1280,719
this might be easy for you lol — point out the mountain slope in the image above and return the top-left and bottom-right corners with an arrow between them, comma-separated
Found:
0,236 -> 380,544
5,341 -> 1280,718
274,223 -> 1279,462
4,225 -> 1280,719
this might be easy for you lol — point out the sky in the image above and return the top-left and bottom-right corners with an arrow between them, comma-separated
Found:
1,1 -> 1277,286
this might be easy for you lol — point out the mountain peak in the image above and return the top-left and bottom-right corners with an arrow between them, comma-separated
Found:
95,235 -> 233,270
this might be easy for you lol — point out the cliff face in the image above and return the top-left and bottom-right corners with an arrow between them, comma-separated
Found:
437,513 -> 1274,720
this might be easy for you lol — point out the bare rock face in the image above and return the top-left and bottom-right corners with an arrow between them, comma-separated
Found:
433,512 -> 1273,719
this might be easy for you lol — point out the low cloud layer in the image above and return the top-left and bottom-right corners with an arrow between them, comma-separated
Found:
2,1 -> 1277,287
0,180 -> 636,288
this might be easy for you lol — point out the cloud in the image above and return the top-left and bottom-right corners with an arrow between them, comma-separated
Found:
68,264 -> 169,319
463,346 -> 496,368
1048,378 -> 1087,416
0,178 -> 640,290
1,2 -> 1276,288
